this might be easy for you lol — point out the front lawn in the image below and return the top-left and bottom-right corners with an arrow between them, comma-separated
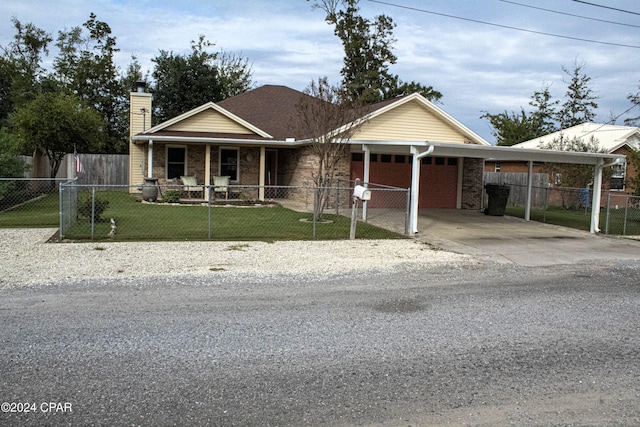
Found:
2,191 -> 401,241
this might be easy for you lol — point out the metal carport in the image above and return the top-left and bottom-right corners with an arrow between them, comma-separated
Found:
355,140 -> 626,235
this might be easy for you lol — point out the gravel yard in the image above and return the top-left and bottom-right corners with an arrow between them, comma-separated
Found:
0,229 -> 475,287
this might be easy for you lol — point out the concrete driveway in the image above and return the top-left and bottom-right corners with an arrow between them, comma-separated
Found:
415,209 -> 640,266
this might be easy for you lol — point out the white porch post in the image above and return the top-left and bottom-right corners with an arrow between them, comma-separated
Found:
259,146 -> 266,201
204,144 -> 211,201
525,160 -> 533,221
590,159 -> 604,233
362,145 -> 370,221
147,140 -> 154,178
410,145 -> 434,234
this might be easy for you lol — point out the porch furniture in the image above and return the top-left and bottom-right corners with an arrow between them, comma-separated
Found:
180,175 -> 204,198
213,175 -> 230,200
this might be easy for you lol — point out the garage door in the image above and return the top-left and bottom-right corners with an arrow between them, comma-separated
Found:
350,154 -> 458,208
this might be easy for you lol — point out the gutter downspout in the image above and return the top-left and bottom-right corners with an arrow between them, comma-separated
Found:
362,144 -> 371,222
410,145 -> 434,234
147,140 -> 154,178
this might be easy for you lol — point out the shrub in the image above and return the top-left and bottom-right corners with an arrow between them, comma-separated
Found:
78,196 -> 110,222
162,190 -> 180,203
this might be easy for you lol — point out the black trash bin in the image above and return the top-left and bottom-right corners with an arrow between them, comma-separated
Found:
485,184 -> 510,216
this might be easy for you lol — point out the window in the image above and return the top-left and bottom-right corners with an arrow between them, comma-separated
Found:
610,163 -> 626,190
380,154 -> 392,163
395,155 -> 405,163
220,148 -> 239,181
351,152 -> 363,162
447,158 -> 458,166
435,157 -> 445,165
370,153 -> 378,162
422,157 -> 432,165
167,146 -> 186,179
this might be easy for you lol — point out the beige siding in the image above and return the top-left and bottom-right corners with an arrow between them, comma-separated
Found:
166,109 -> 255,134
129,144 -> 145,188
129,92 -> 152,188
354,100 -> 465,143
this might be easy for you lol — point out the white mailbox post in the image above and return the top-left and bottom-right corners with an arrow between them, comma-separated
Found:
350,179 -> 371,240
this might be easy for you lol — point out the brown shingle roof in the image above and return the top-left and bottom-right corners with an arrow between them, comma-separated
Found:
217,85 -> 324,140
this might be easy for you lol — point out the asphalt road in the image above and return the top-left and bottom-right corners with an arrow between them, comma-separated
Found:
1,261 -> 640,426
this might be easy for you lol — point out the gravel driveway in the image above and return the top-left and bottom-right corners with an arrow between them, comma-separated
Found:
1,229 -> 639,426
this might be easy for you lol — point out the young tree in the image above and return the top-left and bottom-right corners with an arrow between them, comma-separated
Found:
296,77 -> 365,219
151,36 -> 253,123
311,0 -> 442,104
11,92 -> 106,179
539,135 -> 606,209
480,108 -> 546,146
557,61 -> 599,129
624,83 -> 640,126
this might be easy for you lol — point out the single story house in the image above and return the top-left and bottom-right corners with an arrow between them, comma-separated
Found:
485,123 -> 640,192
129,84 -> 624,234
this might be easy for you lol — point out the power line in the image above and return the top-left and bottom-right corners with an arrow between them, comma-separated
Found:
570,0 -> 640,17
367,0 -> 640,49
500,0 -> 640,29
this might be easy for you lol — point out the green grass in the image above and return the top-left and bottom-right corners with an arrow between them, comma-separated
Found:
505,205 -> 640,235
1,191 -> 401,241
0,193 -> 60,227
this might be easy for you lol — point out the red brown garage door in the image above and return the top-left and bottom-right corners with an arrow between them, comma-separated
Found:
350,153 -> 458,208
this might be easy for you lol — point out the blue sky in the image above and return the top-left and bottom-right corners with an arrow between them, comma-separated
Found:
2,0 -> 640,143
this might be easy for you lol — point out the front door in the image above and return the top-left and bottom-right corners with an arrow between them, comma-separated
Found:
264,149 -> 278,198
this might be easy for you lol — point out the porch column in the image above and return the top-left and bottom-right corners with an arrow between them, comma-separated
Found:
590,159 -> 604,233
259,146 -> 266,201
525,160 -> 533,221
410,145 -> 434,234
362,145 -> 370,221
204,144 -> 211,202
147,140 -> 153,178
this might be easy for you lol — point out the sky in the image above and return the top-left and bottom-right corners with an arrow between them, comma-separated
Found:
2,0 -> 640,143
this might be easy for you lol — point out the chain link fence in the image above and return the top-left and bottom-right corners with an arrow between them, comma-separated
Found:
0,178 -> 409,241
484,180 -> 640,236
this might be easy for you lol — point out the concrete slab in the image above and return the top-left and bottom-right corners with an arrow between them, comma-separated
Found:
415,209 -> 640,266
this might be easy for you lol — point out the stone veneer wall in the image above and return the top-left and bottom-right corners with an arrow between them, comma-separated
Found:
461,157 -> 484,210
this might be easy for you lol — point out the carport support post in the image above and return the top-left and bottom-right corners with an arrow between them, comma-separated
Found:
362,145 -> 370,222
590,159 -> 604,233
410,145 -> 434,234
525,161 -> 533,221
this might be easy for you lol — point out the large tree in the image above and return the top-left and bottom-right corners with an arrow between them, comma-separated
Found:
151,36 -> 254,123
53,13 -> 127,153
482,63 -> 598,145
11,92 -> 106,179
311,0 -> 441,104
0,18 -> 52,122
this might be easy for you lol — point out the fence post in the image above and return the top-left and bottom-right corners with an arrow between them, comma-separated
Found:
91,186 -> 96,240
605,192 -> 611,235
543,184 -> 549,223
208,186 -> 212,239
335,179 -> 340,215
623,195 -> 629,236
59,182 -> 64,240
312,187 -> 317,238
405,187 -> 410,236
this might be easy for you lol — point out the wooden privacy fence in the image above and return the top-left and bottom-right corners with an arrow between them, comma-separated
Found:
484,172 -> 550,209
17,154 -> 129,186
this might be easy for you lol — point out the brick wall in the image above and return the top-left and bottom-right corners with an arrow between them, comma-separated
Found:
461,158 -> 484,210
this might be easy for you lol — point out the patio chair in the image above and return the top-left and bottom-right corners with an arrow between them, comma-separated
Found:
213,175 -> 230,200
180,175 -> 203,198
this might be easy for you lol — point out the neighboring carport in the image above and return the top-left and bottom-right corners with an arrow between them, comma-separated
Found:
355,140 -> 626,235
